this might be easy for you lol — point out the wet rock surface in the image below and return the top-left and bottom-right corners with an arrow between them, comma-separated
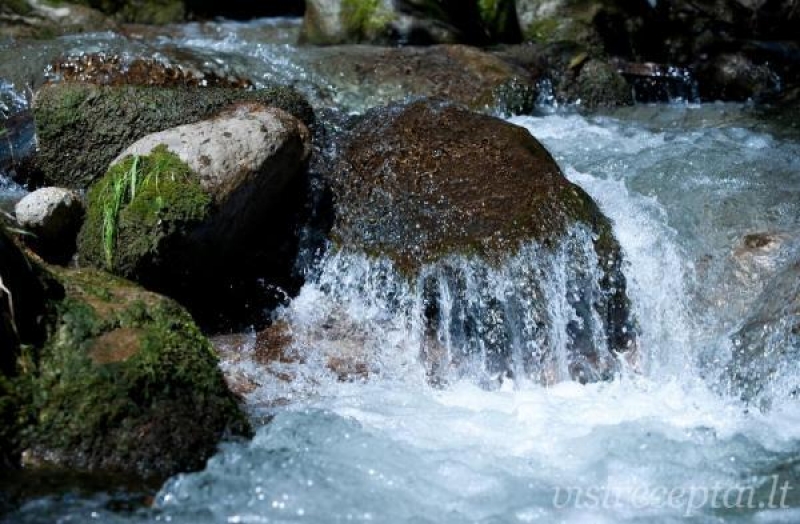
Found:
727,258 -> 800,403
326,100 -> 634,377
303,43 -> 538,113
47,53 -> 253,89
330,99 -> 617,271
22,267 -> 251,479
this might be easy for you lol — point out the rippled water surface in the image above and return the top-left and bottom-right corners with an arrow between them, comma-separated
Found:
2,19 -> 800,524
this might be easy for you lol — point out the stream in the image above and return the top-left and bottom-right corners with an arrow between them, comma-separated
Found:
2,17 -> 800,524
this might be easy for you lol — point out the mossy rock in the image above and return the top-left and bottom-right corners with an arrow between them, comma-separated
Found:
329,100 -> 633,354
331,100 -> 619,271
571,58 -> 633,108
23,266 -> 251,478
77,145 -> 211,284
33,83 -> 314,189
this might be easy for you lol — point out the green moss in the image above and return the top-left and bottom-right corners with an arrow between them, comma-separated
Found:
341,0 -> 394,40
79,146 -> 211,280
25,267 -> 250,477
478,0 -> 520,42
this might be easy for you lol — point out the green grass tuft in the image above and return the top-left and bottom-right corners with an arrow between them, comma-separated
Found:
102,154 -> 141,268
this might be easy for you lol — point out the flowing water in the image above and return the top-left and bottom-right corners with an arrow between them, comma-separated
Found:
3,18 -> 800,524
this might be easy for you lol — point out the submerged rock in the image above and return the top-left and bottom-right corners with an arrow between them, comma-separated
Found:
22,267 -> 251,478
77,105 -> 311,307
726,259 -> 800,404
33,83 -> 314,189
321,100 -> 634,382
304,44 -> 538,114
14,187 -> 85,264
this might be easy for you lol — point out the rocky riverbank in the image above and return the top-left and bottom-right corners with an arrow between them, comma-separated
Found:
1,0 -> 799,513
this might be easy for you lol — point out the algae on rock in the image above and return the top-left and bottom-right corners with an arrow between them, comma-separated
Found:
24,267 -> 251,478
78,146 -> 210,282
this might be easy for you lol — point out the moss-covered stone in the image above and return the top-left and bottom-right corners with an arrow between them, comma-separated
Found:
33,83 -> 314,189
78,145 -> 211,283
329,100 -> 633,356
571,58 -> 633,109
341,0 -> 394,41
331,100 -> 619,271
23,267 -> 251,478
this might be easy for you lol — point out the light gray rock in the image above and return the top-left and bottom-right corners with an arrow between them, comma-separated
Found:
14,187 -> 84,263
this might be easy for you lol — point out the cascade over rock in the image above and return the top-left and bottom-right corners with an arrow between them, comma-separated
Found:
290,100 -> 636,383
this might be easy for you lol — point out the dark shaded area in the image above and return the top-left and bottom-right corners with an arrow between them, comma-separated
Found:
0,227 -> 53,368
0,468 -> 159,520
187,109 -> 339,334
186,0 -> 305,20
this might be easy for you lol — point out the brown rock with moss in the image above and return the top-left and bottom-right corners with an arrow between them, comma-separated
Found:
332,100 -> 620,271
48,53 -> 253,89
33,83 -> 314,189
23,267 -> 250,478
329,100 -> 634,372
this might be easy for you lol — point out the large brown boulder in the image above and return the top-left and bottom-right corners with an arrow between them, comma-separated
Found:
331,100 -> 620,272
323,100 -> 634,382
